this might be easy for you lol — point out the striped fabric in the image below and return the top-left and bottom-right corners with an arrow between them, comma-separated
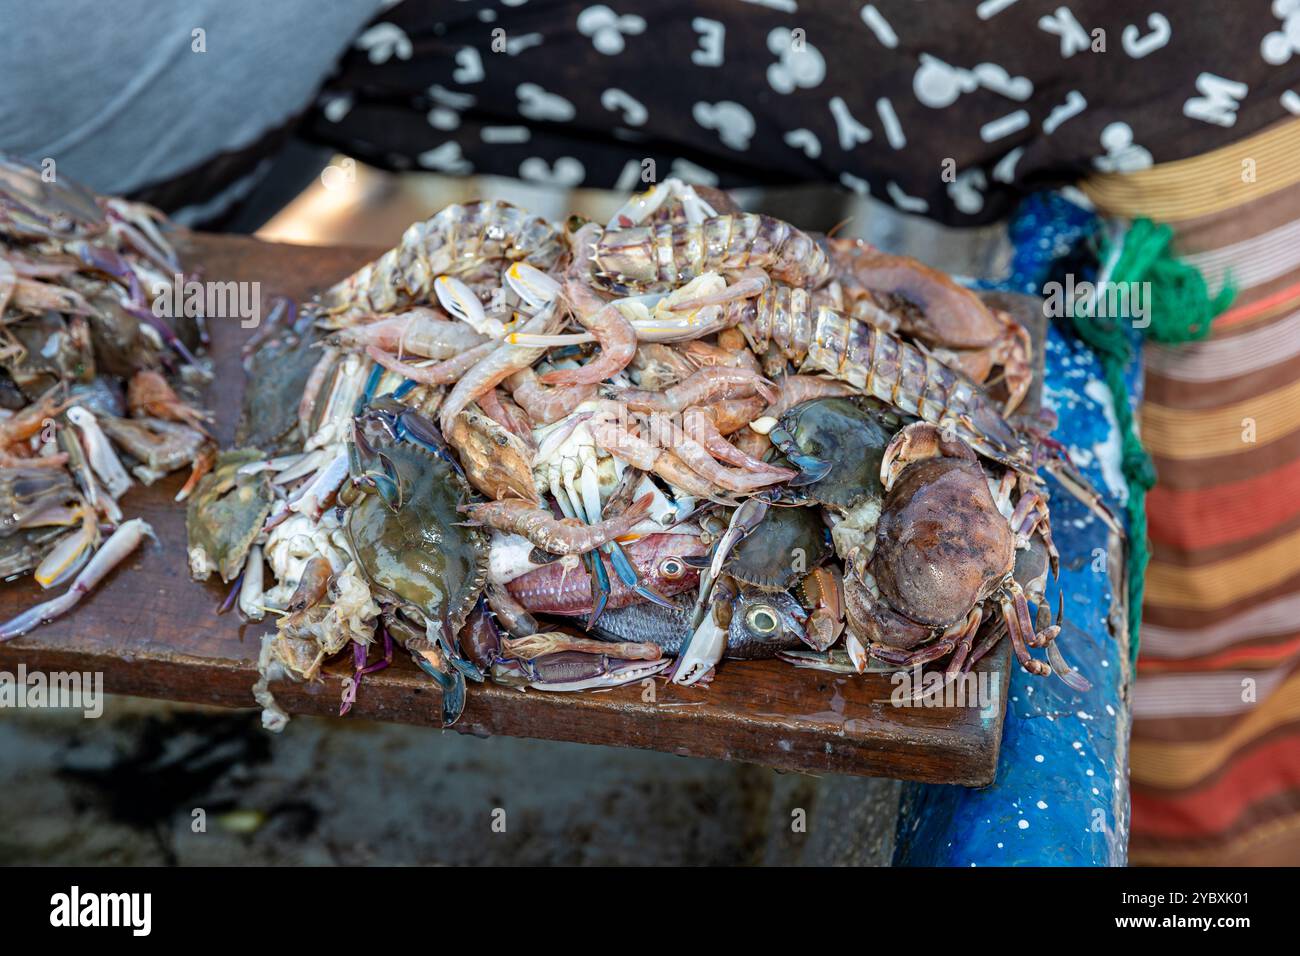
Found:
1081,117 -> 1300,866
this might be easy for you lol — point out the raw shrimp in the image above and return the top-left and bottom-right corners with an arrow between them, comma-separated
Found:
610,366 -> 777,414
329,308 -> 488,359
507,367 -> 597,425
437,302 -> 562,434
461,492 -> 653,556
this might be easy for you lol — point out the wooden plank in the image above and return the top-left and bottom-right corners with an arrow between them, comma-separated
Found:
0,233 -> 1010,786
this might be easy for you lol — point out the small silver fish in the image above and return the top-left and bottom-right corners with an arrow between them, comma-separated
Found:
585,589 -> 804,659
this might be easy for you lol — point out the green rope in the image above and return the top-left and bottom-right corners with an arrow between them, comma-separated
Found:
1069,218 -> 1234,666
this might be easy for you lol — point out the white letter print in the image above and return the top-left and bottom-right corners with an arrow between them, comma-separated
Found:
601,88 -> 648,126
1183,73 -> 1248,128
829,97 -> 873,150
1122,14 -> 1171,58
1038,7 -> 1091,58
691,18 -> 725,67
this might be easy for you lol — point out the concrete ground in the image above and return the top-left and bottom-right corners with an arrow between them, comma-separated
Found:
0,696 -> 898,866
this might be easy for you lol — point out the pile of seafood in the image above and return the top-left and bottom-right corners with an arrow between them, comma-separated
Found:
192,178 -> 1098,730
0,157 -> 212,638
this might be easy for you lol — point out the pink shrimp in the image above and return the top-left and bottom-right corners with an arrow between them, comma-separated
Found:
682,406 -> 775,472
366,340 -> 495,387
438,304 -> 563,434
678,339 -> 762,373
0,389 -> 69,447
709,396 -> 767,435
536,224 -> 637,386
538,301 -> 636,386
763,374 -> 857,418
652,412 -> 794,493
461,493 -> 653,555
610,366 -> 777,414
507,367 -> 597,425
588,414 -> 719,499
331,308 -> 488,359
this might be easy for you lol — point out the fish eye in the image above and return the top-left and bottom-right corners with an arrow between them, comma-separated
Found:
745,605 -> 780,636
659,557 -> 685,580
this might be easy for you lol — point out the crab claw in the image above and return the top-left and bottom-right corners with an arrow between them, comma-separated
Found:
437,616 -> 484,684
606,540 -> 677,610
844,631 -> 871,674
672,584 -> 730,686
412,647 -> 468,726
365,467 -> 402,512
779,647 -> 894,674
767,424 -> 833,487
1044,591 -> 1090,692
690,495 -> 770,631
584,550 -> 611,629
436,275 -> 505,338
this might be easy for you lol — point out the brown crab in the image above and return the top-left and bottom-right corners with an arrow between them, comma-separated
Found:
842,422 -> 1087,691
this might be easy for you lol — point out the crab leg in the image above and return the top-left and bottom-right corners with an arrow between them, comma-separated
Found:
1039,590 -> 1090,692
940,607 -> 983,685
0,519 -> 153,641
688,495 -> 769,632
999,589 -> 1052,679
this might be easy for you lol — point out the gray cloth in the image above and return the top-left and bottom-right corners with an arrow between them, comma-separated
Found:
0,0 -> 381,198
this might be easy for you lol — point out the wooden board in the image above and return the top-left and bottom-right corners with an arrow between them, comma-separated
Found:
0,233 -> 1011,786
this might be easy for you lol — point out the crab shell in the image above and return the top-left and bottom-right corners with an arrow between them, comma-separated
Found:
346,438 -> 487,637
445,404 -> 538,504
237,333 -> 325,453
0,155 -> 106,240
870,455 -> 1013,630
776,397 -> 892,513
186,448 -> 275,583
727,504 -> 830,592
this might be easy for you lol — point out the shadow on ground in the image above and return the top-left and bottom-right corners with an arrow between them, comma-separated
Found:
0,697 -> 898,865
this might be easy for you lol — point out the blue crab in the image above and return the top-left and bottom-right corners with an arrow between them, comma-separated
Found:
345,399 -> 488,725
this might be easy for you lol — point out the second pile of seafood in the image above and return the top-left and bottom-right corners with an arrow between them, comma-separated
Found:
0,157 -> 213,639
193,178 -> 1098,729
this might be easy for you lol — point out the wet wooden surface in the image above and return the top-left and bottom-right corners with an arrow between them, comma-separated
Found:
0,233 -> 1012,786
